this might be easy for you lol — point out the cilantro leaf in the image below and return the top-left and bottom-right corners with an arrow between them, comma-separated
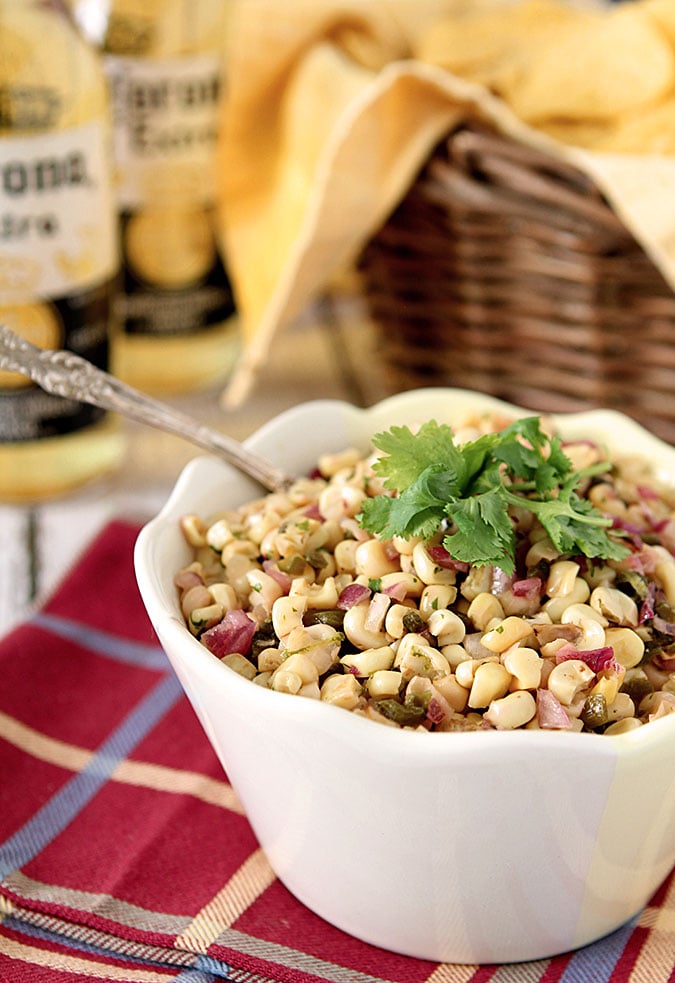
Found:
452,434 -> 499,494
490,418 -> 571,494
520,485 -> 628,562
444,486 -> 516,574
359,415 -> 630,571
371,421 -> 465,492
359,466 -> 452,541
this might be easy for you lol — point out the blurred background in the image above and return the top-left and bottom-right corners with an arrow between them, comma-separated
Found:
2,0 -> 674,631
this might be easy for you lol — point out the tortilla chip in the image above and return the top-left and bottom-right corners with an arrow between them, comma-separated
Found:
505,5 -> 674,123
643,0 -> 675,50
415,0 -> 589,93
598,97 -> 675,155
536,118 -> 613,151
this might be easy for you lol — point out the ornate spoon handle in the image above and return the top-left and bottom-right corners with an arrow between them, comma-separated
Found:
0,325 -> 293,492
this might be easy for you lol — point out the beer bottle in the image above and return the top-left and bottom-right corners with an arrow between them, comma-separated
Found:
0,0 -> 124,501
73,0 -> 238,394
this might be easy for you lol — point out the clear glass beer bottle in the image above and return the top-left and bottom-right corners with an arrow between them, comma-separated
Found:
73,0 -> 238,394
0,0 -> 124,501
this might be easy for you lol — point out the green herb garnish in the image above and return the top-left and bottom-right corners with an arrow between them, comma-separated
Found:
359,418 -> 630,575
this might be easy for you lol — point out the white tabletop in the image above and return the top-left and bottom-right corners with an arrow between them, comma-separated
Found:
0,291 -> 393,638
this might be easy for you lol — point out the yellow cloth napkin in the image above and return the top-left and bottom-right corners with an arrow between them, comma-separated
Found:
217,0 -> 675,404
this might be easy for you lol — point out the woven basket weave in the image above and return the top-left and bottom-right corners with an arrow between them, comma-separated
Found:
359,124 -> 675,444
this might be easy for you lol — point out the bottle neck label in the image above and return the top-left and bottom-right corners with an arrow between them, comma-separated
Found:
0,119 -> 118,302
105,52 -> 222,208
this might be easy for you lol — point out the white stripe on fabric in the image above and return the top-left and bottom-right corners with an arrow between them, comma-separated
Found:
423,963 -> 478,982
214,926 -> 428,983
0,710 -> 244,814
5,871 -> 191,936
3,894 -> 192,962
491,960 -> 552,982
0,934 -> 176,981
175,849 -> 275,954
0,673 -> 182,878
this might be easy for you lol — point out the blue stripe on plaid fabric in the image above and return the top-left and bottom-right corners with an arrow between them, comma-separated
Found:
175,967 -> 229,983
0,672 -> 183,878
558,916 -> 640,983
173,974 -> 223,983
33,612 -> 168,671
192,955 -> 233,979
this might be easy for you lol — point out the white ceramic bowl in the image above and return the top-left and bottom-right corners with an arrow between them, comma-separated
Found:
135,389 -> 675,965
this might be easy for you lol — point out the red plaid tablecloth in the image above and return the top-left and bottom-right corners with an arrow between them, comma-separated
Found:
1,520 -> 673,983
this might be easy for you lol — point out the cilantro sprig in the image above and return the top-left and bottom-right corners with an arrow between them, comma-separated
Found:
358,418 -> 630,575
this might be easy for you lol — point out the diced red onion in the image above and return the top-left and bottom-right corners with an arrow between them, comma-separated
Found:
642,547 -> 667,577
304,503 -> 323,521
426,697 -> 447,725
383,580 -> 408,602
654,652 -> 675,672
652,614 -> 675,636
427,546 -> 469,572
622,552 -> 650,575
262,560 -> 292,594
648,693 -> 675,720
511,577 -> 542,599
638,502 -> 666,533
463,633 -> 493,659
340,518 -> 370,542
174,570 -> 203,591
555,644 -> 620,674
611,516 -> 644,549
536,689 -> 572,729
639,600 -> 655,624
639,584 -> 656,624
650,517 -> 671,534
611,517 -> 645,536
637,484 -> 660,501
337,583 -> 371,609
553,642 -> 581,662
364,592 -> 390,632
202,610 -> 257,658
491,567 -> 514,595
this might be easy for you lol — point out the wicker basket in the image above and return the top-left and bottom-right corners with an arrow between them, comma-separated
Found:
359,124 -> 675,444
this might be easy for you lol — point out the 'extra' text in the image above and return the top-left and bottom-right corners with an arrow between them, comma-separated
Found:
1,150 -> 94,243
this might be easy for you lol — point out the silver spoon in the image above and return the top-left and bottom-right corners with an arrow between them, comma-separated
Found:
0,324 -> 293,492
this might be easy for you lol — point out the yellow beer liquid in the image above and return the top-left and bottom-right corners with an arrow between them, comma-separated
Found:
113,328 -> 239,395
75,0 -> 239,394
0,1 -> 125,501
0,417 -> 124,503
